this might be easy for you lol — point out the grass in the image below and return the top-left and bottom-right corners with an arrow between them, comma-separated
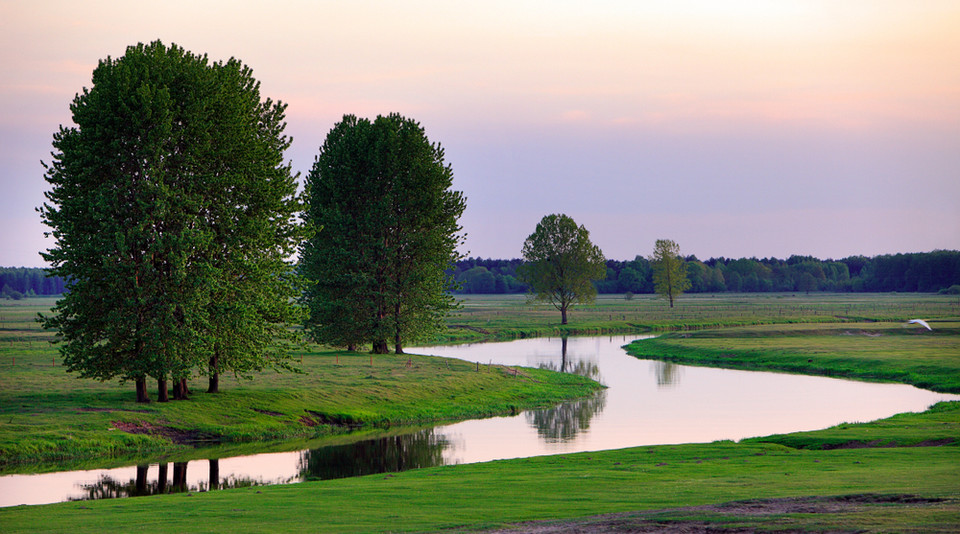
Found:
441,292 -> 960,342
625,321 -> 960,393
0,298 -> 600,469
0,403 -> 957,532
2,293 -> 959,532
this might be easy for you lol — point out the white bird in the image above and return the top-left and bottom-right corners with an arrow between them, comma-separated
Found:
907,319 -> 932,331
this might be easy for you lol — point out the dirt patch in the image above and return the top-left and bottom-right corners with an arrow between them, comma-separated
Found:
299,410 -> 362,428
111,420 -> 217,445
484,494 -> 948,533
819,437 -> 954,450
252,408 -> 284,416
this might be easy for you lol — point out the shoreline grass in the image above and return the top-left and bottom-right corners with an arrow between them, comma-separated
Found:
1,403 -> 957,532
3,294 -> 959,532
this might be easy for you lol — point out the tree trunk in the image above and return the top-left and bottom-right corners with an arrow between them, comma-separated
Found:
208,353 -> 219,393
372,340 -> 389,354
136,377 -> 150,403
394,334 -> 403,355
157,377 -> 169,402
561,306 -> 568,325
172,379 -> 185,400
208,459 -> 219,490
669,294 -> 674,308
347,343 -> 357,352
173,462 -> 188,491
135,465 -> 148,495
157,463 -> 168,493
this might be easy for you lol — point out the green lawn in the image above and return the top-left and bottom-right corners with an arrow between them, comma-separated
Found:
0,298 -> 600,469
2,294 -> 959,532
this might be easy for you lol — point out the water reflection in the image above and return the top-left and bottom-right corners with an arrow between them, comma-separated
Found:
529,336 -> 607,441
298,429 -> 449,480
526,390 -> 607,442
71,459 -> 263,501
654,361 -> 682,387
537,337 -> 601,380
7,335 -> 960,507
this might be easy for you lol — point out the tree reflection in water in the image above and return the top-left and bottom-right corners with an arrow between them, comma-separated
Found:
298,429 -> 449,480
654,361 -> 682,387
529,336 -> 607,442
71,459 -> 267,501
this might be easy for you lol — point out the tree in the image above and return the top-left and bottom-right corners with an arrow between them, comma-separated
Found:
650,239 -> 691,308
300,114 -> 465,354
40,41 -> 303,402
518,214 -> 606,324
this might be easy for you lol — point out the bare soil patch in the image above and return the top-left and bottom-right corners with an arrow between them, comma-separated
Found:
485,494 -> 948,533
111,420 -> 217,445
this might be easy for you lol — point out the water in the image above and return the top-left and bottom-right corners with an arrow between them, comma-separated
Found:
3,335 -> 957,507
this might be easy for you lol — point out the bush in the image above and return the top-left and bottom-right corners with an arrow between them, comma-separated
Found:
938,284 -> 960,295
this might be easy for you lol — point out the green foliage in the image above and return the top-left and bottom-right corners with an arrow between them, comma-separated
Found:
300,114 -> 466,353
38,41 -> 303,401
518,214 -> 606,324
650,239 -> 691,307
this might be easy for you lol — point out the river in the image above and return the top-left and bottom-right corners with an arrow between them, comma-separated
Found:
2,335 -> 957,507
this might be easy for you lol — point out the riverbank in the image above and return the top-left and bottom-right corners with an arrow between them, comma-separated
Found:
0,299 -> 601,469
3,294 -> 958,531
1,402 -> 957,532
625,321 -> 960,393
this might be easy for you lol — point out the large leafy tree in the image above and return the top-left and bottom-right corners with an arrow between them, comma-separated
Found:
650,239 -> 691,308
518,214 -> 606,325
300,114 -> 465,354
40,41 -> 303,402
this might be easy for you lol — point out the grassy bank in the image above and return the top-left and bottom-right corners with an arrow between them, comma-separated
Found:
441,292 -> 960,342
0,298 -> 600,469
625,321 -> 960,393
1,402 -> 957,532
3,294 -> 959,532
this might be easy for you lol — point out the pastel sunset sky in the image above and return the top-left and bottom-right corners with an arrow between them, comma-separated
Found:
2,1 -> 958,266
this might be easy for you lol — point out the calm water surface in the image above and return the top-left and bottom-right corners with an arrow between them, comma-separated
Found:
4,335 -> 958,507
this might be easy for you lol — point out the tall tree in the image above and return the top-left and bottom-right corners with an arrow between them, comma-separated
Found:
300,114 -> 465,354
650,239 -> 691,308
518,214 -> 606,325
40,41 -> 302,402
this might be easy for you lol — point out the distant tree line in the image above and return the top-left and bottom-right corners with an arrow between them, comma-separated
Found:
0,267 -> 66,299
450,250 -> 960,294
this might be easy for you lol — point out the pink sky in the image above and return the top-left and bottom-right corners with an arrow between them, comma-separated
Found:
2,1 -> 958,266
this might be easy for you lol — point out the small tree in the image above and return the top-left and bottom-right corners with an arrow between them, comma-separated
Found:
650,239 -> 691,308
518,214 -> 606,324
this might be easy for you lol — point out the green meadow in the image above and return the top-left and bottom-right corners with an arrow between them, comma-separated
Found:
1,293 -> 958,532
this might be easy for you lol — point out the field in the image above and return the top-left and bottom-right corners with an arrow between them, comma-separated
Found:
441,292 -> 960,342
1,292 -> 959,532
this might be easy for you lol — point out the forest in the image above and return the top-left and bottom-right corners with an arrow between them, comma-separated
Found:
451,250 -> 960,295
4,249 -> 959,301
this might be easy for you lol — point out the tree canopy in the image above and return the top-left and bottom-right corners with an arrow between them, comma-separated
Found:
650,239 -> 691,307
39,41 -> 303,402
518,214 -> 606,324
300,113 -> 465,354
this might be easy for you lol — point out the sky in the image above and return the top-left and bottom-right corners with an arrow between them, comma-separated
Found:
2,1 -> 959,267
